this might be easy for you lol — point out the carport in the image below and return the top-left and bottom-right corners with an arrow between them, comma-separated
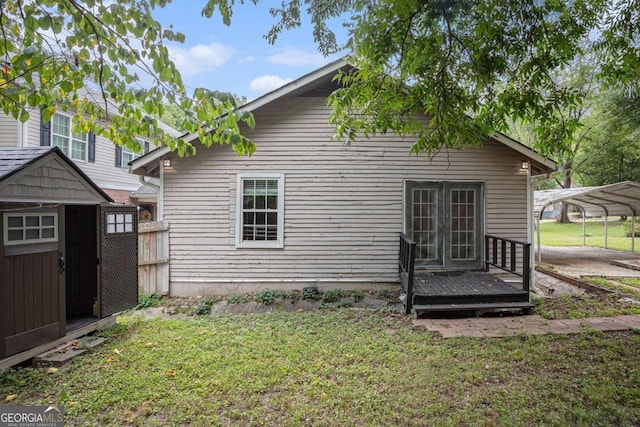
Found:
534,181 -> 640,263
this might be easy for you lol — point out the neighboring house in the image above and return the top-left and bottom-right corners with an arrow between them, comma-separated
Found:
131,59 -> 556,297
0,103 -> 177,218
0,147 -> 138,368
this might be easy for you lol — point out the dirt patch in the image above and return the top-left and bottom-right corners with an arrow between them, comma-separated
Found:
135,289 -> 405,319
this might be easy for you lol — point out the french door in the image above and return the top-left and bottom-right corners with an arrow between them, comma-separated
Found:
405,182 -> 483,269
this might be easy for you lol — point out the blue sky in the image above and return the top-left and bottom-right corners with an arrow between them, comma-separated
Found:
151,2 -> 348,100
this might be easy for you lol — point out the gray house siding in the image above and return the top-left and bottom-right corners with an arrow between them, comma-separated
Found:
0,115 -> 18,148
22,110 -> 152,192
163,96 -> 530,296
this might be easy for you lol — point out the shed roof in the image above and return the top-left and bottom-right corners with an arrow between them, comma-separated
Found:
0,147 -> 113,203
534,181 -> 640,218
130,58 -> 557,178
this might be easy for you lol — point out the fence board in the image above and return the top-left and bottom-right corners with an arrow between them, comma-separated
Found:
138,221 -> 170,295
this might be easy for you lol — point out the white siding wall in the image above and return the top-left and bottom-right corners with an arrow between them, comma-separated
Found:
24,110 -> 150,191
164,96 -> 529,295
0,114 -> 18,148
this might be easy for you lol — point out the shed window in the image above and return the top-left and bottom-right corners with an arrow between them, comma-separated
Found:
236,174 -> 284,248
106,213 -> 134,234
3,213 -> 58,246
52,113 -> 88,161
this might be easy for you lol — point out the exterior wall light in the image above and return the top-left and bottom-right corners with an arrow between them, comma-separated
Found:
521,160 -> 530,170
163,159 -> 171,168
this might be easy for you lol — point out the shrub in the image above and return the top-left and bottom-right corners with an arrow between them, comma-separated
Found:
135,294 -> 163,310
227,293 -> 250,304
351,290 -> 365,303
193,297 -> 218,315
321,289 -> 345,303
255,289 -> 279,305
623,218 -> 640,237
302,287 -> 320,301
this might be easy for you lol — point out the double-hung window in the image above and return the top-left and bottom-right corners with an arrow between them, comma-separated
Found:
52,113 -> 88,161
121,139 -> 146,168
236,174 -> 284,248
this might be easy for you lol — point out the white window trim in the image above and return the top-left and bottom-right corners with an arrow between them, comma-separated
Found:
52,112 -> 88,162
3,212 -> 58,246
235,173 -> 285,249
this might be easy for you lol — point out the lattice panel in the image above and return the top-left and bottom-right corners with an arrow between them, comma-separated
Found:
100,205 -> 138,317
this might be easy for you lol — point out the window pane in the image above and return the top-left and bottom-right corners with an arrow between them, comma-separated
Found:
256,195 -> 265,209
267,212 -> 277,225
107,214 -> 115,224
243,180 -> 255,195
71,139 -> 86,160
266,226 -> 277,240
256,213 -> 266,225
7,216 -> 22,227
7,229 -> 22,241
243,196 -> 254,209
26,229 -> 39,240
42,215 -> 55,226
52,135 -> 68,152
267,195 -> 277,209
116,214 -> 124,223
26,216 -> 39,227
52,114 -> 69,135
125,214 -> 133,223
42,228 -> 55,238
125,223 -> 133,232
107,224 -> 116,233
116,223 -> 124,233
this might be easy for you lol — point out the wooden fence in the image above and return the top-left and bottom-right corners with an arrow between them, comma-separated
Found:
138,221 -> 169,295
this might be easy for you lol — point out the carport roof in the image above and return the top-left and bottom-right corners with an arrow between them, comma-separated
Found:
534,181 -> 640,218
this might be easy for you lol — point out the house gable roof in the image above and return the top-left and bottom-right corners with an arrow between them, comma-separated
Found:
0,147 -> 113,204
130,58 -> 556,177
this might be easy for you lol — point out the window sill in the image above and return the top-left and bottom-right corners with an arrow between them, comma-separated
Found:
236,241 -> 284,249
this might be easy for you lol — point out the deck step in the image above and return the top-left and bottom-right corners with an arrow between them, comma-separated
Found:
412,301 -> 534,313
33,336 -> 107,368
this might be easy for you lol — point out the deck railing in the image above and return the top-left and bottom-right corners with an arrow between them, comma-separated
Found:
484,235 -> 531,293
399,233 -> 416,314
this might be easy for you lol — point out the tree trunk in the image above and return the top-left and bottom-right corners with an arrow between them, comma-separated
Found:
557,160 -> 573,223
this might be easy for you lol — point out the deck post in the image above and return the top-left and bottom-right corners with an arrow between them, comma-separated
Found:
523,243 -> 531,294
484,235 -> 490,271
399,234 -> 416,315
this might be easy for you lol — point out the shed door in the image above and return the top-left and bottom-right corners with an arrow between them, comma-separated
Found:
405,182 -> 483,269
99,205 -> 138,317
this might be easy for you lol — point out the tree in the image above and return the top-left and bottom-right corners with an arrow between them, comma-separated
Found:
2,0 -> 639,160
577,91 -> 640,186
241,0 -> 638,158
0,0 -> 255,156
159,89 -> 246,129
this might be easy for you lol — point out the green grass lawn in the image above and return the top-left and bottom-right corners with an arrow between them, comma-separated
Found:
2,311 -> 640,426
538,219 -> 640,252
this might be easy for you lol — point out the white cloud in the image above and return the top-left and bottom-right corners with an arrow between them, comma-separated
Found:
249,75 -> 293,93
267,48 -> 327,67
168,42 -> 234,76
238,55 -> 256,64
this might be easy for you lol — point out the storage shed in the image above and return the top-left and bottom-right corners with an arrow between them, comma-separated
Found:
0,147 -> 138,368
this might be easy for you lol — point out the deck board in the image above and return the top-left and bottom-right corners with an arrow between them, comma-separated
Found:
411,270 -> 530,308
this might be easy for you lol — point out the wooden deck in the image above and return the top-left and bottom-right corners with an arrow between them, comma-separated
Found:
410,271 -> 532,313
399,233 -> 534,316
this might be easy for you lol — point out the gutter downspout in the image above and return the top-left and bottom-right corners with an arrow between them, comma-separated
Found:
138,175 -> 162,220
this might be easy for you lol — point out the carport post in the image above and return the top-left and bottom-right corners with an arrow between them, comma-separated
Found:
604,215 -> 608,249
536,218 -> 542,265
633,215 -> 636,253
582,207 -> 586,246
